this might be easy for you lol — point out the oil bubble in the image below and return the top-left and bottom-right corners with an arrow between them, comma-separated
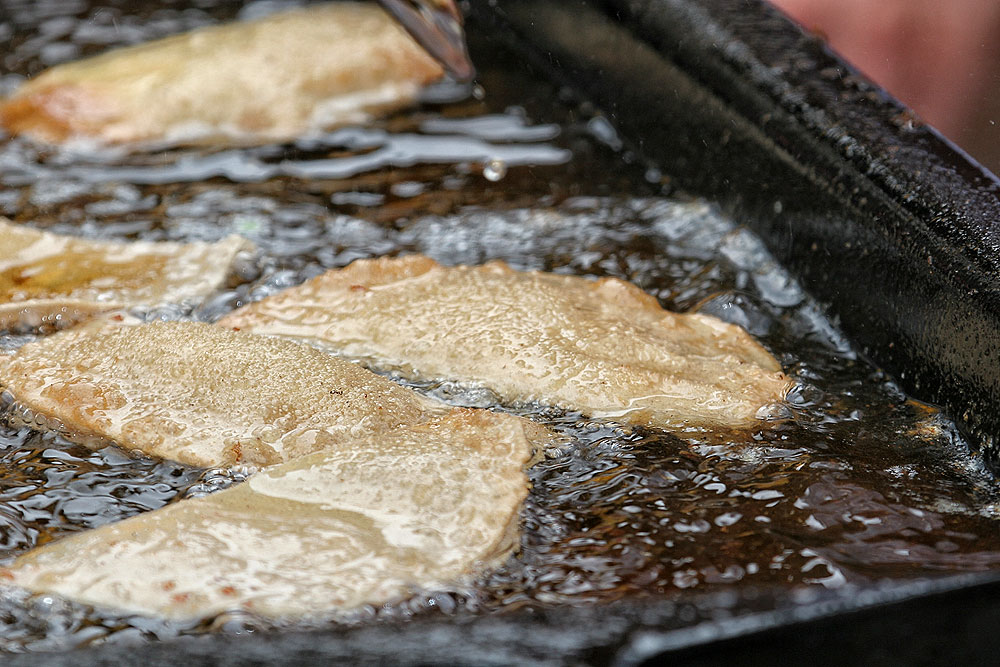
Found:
483,158 -> 507,182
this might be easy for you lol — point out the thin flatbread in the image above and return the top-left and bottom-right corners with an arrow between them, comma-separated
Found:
0,320 -> 454,467
0,3 -> 444,146
2,409 -> 534,619
0,218 -> 254,330
219,255 -> 793,429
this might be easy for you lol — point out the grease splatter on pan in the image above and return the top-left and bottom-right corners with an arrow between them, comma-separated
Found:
1,0 -> 1000,656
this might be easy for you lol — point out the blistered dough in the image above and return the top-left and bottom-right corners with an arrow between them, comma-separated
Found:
0,320 -> 451,467
3,409 -> 534,619
0,218 -> 254,330
0,3 -> 444,146
220,255 -> 793,428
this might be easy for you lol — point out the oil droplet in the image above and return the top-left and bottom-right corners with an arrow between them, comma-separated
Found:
483,159 -> 507,182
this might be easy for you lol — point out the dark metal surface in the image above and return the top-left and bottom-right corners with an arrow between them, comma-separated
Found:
458,2 -> 1000,660
629,572 -> 1000,666
13,0 -> 1000,663
377,0 -> 475,80
9,573 -> 1000,666
482,0 -> 1000,471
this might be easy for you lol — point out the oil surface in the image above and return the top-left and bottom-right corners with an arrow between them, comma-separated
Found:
2,0 -> 1000,655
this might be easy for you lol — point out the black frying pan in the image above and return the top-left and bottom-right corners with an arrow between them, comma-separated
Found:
10,1 -> 1000,663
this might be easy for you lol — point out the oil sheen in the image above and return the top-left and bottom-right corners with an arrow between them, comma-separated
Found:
1,0 -> 1000,654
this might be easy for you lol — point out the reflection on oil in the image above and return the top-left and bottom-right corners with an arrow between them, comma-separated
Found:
1,0 -> 1000,655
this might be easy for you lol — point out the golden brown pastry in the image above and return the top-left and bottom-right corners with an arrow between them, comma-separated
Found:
2,409 -> 534,619
0,218 -> 254,330
0,3 -> 444,146
219,255 -> 793,429
0,320 -> 453,467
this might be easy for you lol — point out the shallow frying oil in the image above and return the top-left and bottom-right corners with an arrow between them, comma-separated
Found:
1,0 -> 1000,654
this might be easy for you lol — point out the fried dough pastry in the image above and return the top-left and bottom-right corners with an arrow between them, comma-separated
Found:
3,409 -> 534,619
220,256 -> 792,429
0,320 -> 455,467
0,218 -> 254,330
0,3 -> 444,146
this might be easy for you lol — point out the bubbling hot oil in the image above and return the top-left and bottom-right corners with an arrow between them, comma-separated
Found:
2,0 -> 1000,654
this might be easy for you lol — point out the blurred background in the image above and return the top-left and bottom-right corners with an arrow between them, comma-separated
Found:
769,0 -> 1000,176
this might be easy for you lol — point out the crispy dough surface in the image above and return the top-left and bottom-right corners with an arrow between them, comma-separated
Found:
220,256 -> 793,428
0,218 -> 254,330
0,320 -> 452,467
4,409 -> 533,619
0,3 -> 443,145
